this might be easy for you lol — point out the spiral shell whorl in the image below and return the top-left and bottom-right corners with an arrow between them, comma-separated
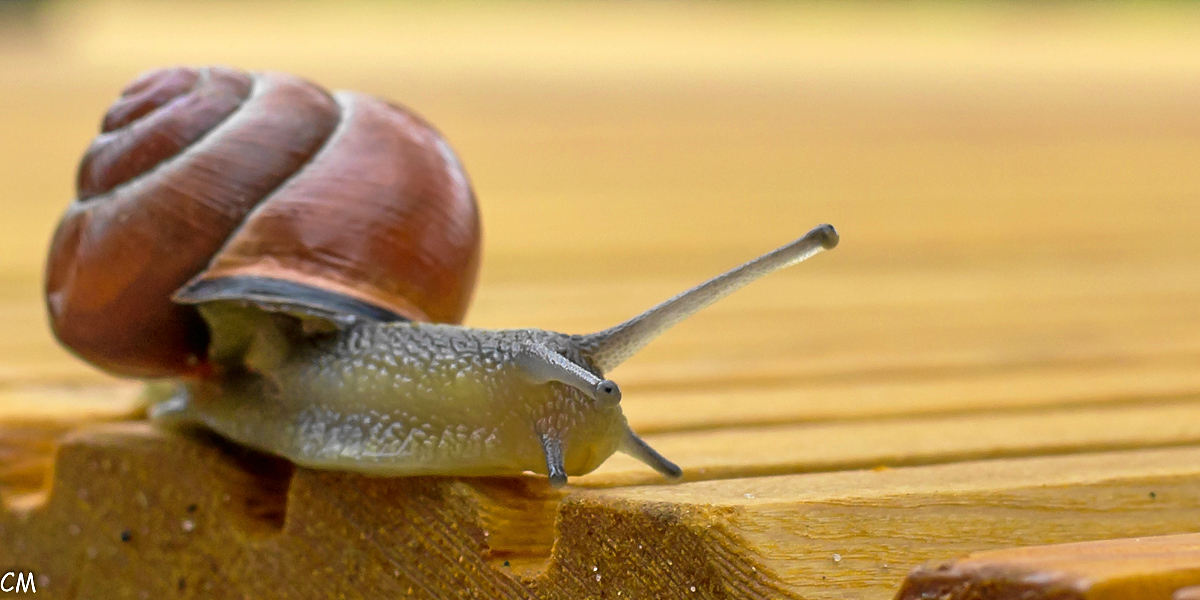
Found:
46,66 -> 481,378
77,68 -> 254,200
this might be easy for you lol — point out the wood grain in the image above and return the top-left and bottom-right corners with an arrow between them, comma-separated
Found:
3,1 -> 1200,598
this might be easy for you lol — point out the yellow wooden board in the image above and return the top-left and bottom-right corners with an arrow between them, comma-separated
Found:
5,423 -> 1200,600
3,1 -> 1200,598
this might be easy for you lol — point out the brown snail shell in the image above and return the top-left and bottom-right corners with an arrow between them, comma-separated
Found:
45,66 -> 482,378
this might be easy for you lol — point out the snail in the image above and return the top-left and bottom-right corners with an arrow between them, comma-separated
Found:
45,66 -> 839,487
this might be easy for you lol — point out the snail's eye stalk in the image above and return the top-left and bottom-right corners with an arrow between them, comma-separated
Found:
514,341 -> 621,407
577,224 -> 838,372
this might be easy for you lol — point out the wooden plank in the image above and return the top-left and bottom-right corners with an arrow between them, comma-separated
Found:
624,361 -> 1200,433
5,423 -> 1200,599
0,384 -> 142,422
580,400 -> 1200,487
595,447 -> 1200,600
0,385 -> 142,499
896,534 -> 1200,600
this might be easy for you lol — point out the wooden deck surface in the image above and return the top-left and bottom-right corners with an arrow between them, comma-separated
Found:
3,2 -> 1200,598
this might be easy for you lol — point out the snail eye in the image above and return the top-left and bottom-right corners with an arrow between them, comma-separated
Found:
593,379 -> 622,407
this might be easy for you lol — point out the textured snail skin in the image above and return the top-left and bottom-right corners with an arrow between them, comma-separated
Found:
45,67 -> 480,377
157,324 -> 626,480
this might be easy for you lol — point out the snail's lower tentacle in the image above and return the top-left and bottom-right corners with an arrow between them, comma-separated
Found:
619,428 -> 683,480
540,433 -> 568,488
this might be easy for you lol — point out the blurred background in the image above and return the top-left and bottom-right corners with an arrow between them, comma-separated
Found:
1,0 -> 1199,411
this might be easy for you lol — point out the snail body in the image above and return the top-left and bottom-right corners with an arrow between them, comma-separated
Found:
155,321 -> 628,483
47,67 -> 839,487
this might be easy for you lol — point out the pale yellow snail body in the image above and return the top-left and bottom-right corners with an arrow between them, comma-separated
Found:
47,66 -> 839,487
